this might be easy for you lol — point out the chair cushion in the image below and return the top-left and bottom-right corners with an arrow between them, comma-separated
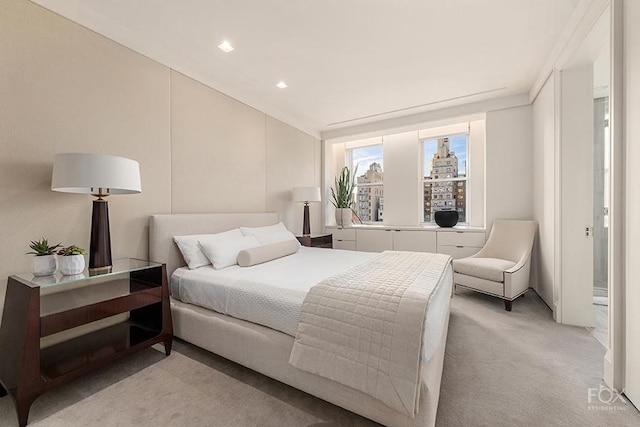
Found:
452,257 -> 516,282
454,273 -> 504,297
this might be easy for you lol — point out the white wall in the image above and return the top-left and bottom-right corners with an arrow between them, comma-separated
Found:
0,0 -> 172,308
0,0 -> 320,317
485,105 -> 534,230
383,131 -> 421,225
469,120 -> 486,228
170,72 -> 321,235
532,76 -> 556,308
266,116 -> 322,235
624,0 -> 640,406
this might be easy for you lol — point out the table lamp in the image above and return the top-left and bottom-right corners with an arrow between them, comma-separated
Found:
292,187 -> 321,236
51,153 -> 141,273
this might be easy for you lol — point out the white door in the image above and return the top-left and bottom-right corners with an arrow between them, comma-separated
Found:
624,0 -> 640,407
559,64 -> 596,327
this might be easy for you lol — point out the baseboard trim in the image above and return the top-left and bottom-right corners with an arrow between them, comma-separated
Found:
604,349 -> 615,390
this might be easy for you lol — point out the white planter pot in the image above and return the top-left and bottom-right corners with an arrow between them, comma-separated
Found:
59,255 -> 86,276
335,208 -> 353,227
32,255 -> 57,277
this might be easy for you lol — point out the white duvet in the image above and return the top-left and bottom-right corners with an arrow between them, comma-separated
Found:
171,247 -> 374,336
171,246 -> 452,366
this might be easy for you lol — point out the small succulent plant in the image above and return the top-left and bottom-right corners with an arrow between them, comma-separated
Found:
27,238 -> 61,256
57,245 -> 86,256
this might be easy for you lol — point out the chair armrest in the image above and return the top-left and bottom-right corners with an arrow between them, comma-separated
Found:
505,253 -> 530,274
503,253 -> 532,298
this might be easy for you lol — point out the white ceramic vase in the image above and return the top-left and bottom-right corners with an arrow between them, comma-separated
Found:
335,208 -> 353,227
59,254 -> 85,275
32,255 -> 57,277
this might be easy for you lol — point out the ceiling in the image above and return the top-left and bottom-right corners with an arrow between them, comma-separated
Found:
32,0 -> 581,137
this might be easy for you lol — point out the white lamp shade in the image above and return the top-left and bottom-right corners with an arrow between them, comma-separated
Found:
51,153 -> 142,194
292,186 -> 321,203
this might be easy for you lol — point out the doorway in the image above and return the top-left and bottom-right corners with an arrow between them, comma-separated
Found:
591,95 -> 609,347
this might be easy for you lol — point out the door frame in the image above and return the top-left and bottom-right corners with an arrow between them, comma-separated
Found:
605,0 -> 624,393
550,0 -> 624,391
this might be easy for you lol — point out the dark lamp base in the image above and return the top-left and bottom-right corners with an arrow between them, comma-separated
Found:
302,203 -> 311,236
90,199 -> 112,271
89,265 -> 113,276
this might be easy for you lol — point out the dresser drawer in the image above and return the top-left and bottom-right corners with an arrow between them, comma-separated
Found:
437,245 -> 482,259
333,240 -> 356,251
437,231 -> 485,248
355,229 -> 393,252
332,228 -> 356,241
392,230 -> 436,253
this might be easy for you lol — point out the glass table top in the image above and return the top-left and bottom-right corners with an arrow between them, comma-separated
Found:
12,258 -> 161,288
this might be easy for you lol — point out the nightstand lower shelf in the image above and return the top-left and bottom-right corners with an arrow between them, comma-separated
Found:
40,320 -> 162,381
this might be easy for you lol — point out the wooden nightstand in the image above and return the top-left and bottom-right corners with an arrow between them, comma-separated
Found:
0,259 -> 173,427
296,233 -> 332,248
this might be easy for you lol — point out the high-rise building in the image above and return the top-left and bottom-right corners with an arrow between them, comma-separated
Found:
356,162 -> 383,221
424,137 -> 466,222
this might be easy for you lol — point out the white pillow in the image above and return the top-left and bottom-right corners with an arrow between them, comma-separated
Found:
238,240 -> 300,267
199,235 -> 261,270
174,229 -> 242,269
253,230 -> 301,246
240,222 -> 299,245
240,222 -> 287,237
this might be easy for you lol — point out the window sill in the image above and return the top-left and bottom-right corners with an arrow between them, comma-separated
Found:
326,224 -> 485,232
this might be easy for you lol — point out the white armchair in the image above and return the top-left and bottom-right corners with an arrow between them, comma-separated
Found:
453,220 -> 537,311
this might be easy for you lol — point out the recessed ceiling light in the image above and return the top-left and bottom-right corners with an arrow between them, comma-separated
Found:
276,81 -> 288,89
218,41 -> 234,53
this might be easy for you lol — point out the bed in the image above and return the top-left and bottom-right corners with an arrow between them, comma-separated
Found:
149,213 -> 452,427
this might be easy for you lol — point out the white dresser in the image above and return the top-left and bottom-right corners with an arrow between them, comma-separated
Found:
332,228 -> 357,251
327,225 -> 485,259
434,229 -> 486,259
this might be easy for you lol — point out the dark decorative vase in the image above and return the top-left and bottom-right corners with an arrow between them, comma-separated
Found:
435,210 -> 459,227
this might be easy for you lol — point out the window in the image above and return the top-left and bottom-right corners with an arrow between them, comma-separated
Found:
349,145 -> 384,222
422,134 -> 468,223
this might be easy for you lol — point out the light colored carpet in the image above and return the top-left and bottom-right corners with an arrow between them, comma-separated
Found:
438,289 -> 639,426
1,289 -> 639,427
588,303 -> 608,348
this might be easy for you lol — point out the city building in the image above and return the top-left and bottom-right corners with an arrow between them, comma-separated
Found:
356,162 -> 384,222
424,137 -> 466,222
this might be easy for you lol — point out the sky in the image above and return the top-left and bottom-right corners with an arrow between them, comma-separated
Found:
423,134 -> 468,177
352,144 -> 383,176
351,134 -> 468,178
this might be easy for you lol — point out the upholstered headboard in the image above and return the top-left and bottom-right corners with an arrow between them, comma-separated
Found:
149,213 -> 279,277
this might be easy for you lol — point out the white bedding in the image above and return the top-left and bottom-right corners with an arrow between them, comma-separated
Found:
171,247 -> 373,336
171,247 -> 452,362
290,251 -> 452,417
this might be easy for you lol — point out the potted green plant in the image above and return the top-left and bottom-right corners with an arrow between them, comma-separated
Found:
57,245 -> 87,275
331,166 -> 357,226
27,238 -> 61,276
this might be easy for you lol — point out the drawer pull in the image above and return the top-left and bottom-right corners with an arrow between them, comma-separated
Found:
456,245 -> 464,248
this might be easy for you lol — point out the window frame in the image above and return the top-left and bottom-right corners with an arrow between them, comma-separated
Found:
420,131 -> 470,225
346,143 -> 384,224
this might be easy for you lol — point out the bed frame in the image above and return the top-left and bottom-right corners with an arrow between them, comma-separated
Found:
149,213 -> 450,427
